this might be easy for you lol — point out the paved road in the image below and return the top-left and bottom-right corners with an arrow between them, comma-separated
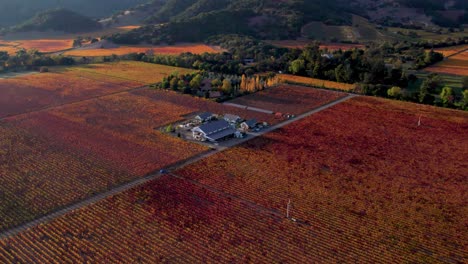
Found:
0,93 -> 357,239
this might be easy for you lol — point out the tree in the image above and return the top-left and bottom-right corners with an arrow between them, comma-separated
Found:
440,86 -> 454,106
289,59 -> 305,75
387,86 -> 402,98
221,79 -> 232,93
462,89 -> 468,110
462,76 -> 468,90
419,80 -> 429,103
170,77 -> 179,91
189,74 -> 202,90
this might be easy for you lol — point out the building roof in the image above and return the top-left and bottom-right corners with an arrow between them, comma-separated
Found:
243,119 -> 257,128
206,127 -> 237,141
196,112 -> 213,120
197,120 -> 231,135
224,114 -> 241,122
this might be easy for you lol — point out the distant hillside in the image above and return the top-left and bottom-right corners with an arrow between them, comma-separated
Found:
11,9 -> 102,34
109,0 -> 466,45
0,0 -> 147,27
110,0 -> 358,44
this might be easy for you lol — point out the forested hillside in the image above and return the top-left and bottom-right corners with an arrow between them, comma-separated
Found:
10,8 -> 101,34
110,0 -> 467,44
0,0 -> 147,27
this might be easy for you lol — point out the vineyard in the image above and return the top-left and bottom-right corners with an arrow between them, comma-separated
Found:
68,61 -> 196,84
425,51 -> 468,76
0,39 -> 74,54
432,44 -> 468,57
228,84 -> 346,115
0,61 -> 197,118
0,176 -> 409,263
0,72 -> 136,118
0,83 -> 292,232
278,74 -> 356,91
64,44 -> 223,57
176,96 -> 468,262
132,89 -> 280,125
0,94 -> 208,231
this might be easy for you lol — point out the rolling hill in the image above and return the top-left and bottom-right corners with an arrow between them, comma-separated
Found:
9,8 -> 102,34
109,0 -> 467,44
0,0 -> 147,27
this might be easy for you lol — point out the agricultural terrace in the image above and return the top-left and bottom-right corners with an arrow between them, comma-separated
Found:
0,87 -> 280,232
278,74 -> 356,91
176,97 -> 468,263
268,40 -> 365,51
69,61 -> 196,84
64,44 -> 223,57
425,51 -> 468,76
0,176 -> 354,263
228,85 -> 346,115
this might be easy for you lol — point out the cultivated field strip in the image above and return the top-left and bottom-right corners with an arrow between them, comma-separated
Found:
0,176 -> 406,263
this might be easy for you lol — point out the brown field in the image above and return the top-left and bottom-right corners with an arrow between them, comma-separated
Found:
426,51 -> 468,76
64,44 -> 223,57
229,85 -> 346,115
278,74 -> 356,91
176,96 -> 468,262
268,40 -> 365,50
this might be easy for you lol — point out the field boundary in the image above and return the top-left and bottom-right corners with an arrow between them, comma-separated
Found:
0,93 -> 357,239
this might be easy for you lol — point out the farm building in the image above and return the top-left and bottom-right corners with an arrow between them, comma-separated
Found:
195,112 -> 215,122
223,114 -> 242,125
192,120 -> 237,142
240,119 -> 258,132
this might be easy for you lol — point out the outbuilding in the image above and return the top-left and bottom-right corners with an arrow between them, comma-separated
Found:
240,119 -> 258,132
192,120 -> 237,142
194,112 -> 215,123
223,114 -> 242,125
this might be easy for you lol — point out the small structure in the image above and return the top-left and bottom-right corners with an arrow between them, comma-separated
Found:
321,54 -> 334,59
192,120 -> 237,142
209,91 -> 222,99
223,114 -> 242,125
243,58 -> 255,64
240,119 -> 258,132
194,112 -> 215,123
